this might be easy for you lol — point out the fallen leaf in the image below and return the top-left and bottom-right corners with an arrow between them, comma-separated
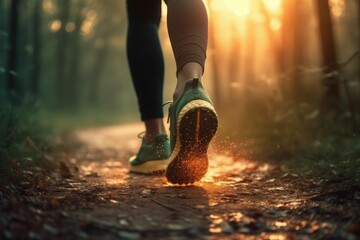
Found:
59,161 -> 72,178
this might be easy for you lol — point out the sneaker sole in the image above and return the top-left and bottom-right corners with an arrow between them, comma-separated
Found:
166,100 -> 218,184
129,158 -> 170,175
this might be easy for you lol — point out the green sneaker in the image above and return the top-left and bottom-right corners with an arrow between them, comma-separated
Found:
129,133 -> 171,174
166,78 -> 218,184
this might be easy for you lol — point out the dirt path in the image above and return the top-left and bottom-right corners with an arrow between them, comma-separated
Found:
1,124 -> 360,239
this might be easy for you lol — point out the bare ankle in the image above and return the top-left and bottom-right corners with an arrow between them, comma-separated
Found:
144,118 -> 166,144
173,62 -> 203,100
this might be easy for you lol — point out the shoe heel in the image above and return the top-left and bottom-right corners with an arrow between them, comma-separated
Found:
180,107 -> 218,153
166,103 -> 218,184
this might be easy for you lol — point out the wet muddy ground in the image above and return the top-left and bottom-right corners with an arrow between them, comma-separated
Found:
1,124 -> 360,239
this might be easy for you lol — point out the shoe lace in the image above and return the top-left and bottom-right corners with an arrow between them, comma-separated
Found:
137,131 -> 146,139
163,101 -> 173,124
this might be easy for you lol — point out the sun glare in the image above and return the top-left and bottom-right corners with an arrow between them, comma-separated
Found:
42,0 -> 56,14
49,20 -> 61,32
65,22 -> 75,32
81,10 -> 97,35
270,18 -> 282,31
329,0 -> 345,17
263,0 -> 283,15
224,0 -> 251,17
208,0 -> 283,22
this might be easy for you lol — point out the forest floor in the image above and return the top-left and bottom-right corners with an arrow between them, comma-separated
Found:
1,124 -> 360,240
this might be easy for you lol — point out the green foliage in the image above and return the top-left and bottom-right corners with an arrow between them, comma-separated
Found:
289,134 -> 360,184
0,99 -> 49,176
219,87 -> 360,184
38,107 -> 137,133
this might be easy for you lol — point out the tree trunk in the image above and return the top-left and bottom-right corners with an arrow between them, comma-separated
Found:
260,1 -> 285,96
293,0 -> 306,101
87,0 -> 125,106
244,16 -> 256,86
7,0 -> 19,98
227,21 -> 241,103
280,0 -> 298,99
88,43 -> 110,104
56,0 -> 70,105
67,0 -> 85,108
358,0 -> 360,85
316,0 -> 340,111
32,0 -> 42,97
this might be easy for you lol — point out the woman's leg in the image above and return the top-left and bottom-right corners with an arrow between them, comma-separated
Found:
126,0 -> 166,143
165,0 -> 208,100
164,0 -> 218,184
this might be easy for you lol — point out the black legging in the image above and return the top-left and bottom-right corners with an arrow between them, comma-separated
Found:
126,0 -> 208,121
